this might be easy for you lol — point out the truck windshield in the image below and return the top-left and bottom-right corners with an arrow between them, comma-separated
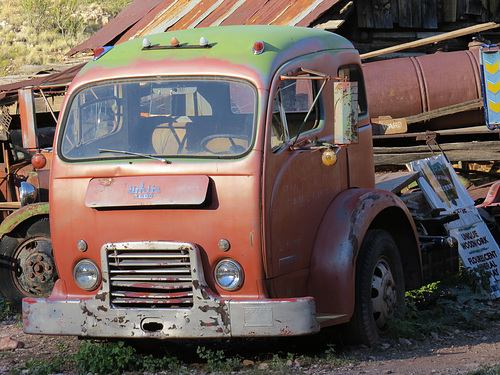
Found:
60,78 -> 256,160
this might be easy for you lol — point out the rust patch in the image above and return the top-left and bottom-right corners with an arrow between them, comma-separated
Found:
198,302 -> 230,327
98,178 -> 115,187
82,306 -> 94,317
95,292 -> 107,302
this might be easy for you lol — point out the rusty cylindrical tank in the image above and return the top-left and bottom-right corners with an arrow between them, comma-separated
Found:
363,46 -> 484,131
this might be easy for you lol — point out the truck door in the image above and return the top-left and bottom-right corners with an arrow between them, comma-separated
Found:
262,62 -> 349,298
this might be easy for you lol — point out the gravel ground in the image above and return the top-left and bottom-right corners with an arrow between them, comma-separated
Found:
0,301 -> 499,374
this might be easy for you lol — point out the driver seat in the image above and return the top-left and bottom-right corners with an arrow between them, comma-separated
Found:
152,120 -> 188,154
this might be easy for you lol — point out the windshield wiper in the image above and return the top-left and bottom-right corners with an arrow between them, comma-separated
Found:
98,148 -> 172,164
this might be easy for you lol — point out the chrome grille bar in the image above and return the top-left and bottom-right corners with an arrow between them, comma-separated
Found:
105,243 -> 194,308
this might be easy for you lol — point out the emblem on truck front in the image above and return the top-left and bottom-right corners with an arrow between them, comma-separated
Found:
128,183 -> 161,199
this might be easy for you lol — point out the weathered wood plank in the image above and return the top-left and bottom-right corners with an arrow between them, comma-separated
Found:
491,0 -> 500,22
404,99 -> 483,125
373,0 -> 393,28
457,0 -> 467,20
374,140 -> 500,166
466,0 -> 483,15
412,0 -> 422,28
357,0 -> 374,28
481,0 -> 489,22
390,0 -> 399,22
422,0 -> 438,28
442,0 -> 457,22
398,0 -> 412,27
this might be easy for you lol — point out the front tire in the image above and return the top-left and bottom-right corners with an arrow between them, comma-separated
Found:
0,218 -> 56,311
347,229 -> 405,346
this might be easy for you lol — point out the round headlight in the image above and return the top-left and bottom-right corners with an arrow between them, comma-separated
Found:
73,259 -> 101,291
20,181 -> 37,206
214,259 -> 243,291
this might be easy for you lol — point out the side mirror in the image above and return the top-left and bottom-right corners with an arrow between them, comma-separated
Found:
334,81 -> 359,145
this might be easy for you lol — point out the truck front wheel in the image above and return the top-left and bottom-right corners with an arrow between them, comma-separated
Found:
347,229 -> 405,346
0,218 -> 56,311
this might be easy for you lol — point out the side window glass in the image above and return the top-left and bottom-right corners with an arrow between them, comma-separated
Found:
271,76 -> 321,151
338,65 -> 367,116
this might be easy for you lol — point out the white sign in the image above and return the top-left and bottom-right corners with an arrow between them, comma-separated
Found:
408,154 -> 500,298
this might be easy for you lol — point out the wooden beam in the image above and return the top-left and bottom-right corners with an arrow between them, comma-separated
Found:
374,140 -> 500,166
360,22 -> 499,60
404,98 -> 483,124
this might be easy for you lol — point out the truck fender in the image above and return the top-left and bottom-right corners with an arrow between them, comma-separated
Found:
307,188 -> 421,317
0,202 -> 50,237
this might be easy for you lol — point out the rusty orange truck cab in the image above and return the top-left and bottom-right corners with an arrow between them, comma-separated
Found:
22,26 -> 454,346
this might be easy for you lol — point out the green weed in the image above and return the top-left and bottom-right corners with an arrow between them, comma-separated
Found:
10,345 -> 72,375
468,364 -> 500,375
197,345 -> 242,373
390,264 -> 493,340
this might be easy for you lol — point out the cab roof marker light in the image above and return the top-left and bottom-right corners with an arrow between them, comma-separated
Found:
141,39 -> 213,50
142,38 -> 152,48
93,46 -> 113,61
253,40 -> 265,55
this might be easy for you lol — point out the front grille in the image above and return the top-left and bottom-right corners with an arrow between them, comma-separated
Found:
106,243 -> 194,308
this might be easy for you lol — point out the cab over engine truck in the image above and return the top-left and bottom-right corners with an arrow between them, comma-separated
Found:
22,26 -> 458,346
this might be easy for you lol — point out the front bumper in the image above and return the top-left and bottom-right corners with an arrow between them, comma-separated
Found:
23,241 -> 319,338
23,294 -> 318,338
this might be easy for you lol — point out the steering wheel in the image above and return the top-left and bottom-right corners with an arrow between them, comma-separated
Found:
200,134 -> 249,155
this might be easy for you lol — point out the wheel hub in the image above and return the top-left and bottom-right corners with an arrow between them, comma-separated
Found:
14,237 -> 56,297
371,259 -> 398,330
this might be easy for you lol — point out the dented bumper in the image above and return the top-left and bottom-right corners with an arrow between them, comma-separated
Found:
23,295 -> 318,338
22,241 -> 318,338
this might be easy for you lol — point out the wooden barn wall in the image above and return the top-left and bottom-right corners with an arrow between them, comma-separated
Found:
357,0 -> 500,29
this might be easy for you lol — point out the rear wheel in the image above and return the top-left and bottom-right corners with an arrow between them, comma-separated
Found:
0,218 -> 56,311
346,229 -> 405,346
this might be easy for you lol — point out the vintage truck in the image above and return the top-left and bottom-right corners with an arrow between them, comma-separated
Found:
22,25 -> 459,346
0,86 -> 63,310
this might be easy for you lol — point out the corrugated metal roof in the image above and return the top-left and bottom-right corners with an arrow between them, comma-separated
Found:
0,63 -> 84,100
68,0 -> 342,56
67,0 -> 165,56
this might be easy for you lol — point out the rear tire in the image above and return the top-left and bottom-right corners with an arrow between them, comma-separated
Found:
346,229 -> 405,346
0,218 -> 56,311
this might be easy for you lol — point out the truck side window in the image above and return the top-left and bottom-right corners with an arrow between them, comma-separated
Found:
271,76 -> 320,151
338,65 -> 367,116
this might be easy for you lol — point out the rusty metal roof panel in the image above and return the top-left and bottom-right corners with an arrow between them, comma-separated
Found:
270,0 -> 338,27
133,0 -> 341,34
0,63 -> 85,101
70,0 -> 342,55
67,0 -> 165,56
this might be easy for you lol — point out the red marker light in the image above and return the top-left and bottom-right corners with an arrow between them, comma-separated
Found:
93,47 -> 105,59
253,40 -> 265,55
31,153 -> 47,169
171,37 -> 180,47
93,46 -> 113,60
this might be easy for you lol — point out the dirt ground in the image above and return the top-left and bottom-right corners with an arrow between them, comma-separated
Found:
0,305 -> 499,375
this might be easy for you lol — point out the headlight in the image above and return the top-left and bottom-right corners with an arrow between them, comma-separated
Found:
214,259 -> 244,291
20,181 -> 37,206
73,259 -> 101,291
